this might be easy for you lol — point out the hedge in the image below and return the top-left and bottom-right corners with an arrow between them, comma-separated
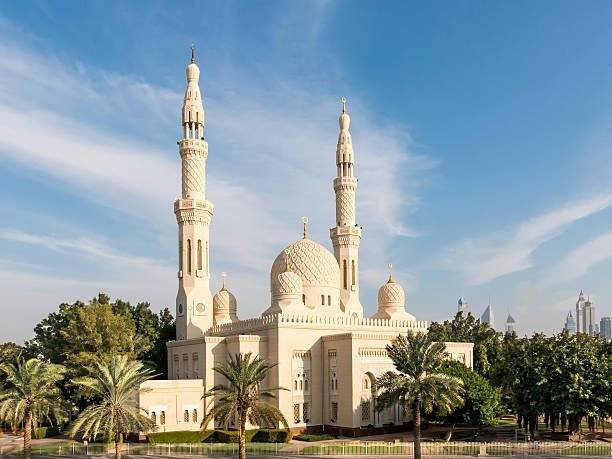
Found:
148,429 -> 290,444
32,426 -> 60,439
293,433 -> 336,442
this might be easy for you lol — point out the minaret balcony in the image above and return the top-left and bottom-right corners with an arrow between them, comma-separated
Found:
330,226 -> 362,240
179,138 -> 207,148
174,198 -> 213,214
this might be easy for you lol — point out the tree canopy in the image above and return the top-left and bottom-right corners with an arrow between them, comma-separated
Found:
428,312 -> 501,378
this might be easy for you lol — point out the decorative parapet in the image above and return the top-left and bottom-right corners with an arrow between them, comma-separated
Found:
207,313 -> 428,337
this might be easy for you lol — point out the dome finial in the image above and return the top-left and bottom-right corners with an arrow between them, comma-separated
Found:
387,263 -> 394,283
221,271 -> 227,290
302,216 -> 309,239
341,96 -> 347,114
190,43 -> 196,63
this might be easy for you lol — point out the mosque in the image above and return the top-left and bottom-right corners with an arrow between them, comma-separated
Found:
139,49 -> 473,436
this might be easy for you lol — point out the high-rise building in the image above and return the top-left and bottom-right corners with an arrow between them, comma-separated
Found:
458,297 -> 468,315
600,317 -> 611,342
575,291 -> 597,335
564,311 -> 576,334
481,303 -> 494,329
505,314 -> 516,334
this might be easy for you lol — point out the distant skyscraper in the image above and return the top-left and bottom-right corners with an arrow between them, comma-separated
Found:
505,314 -> 516,334
564,311 -> 576,334
481,303 -> 494,329
600,317 -> 611,342
576,291 -> 597,335
458,297 -> 468,315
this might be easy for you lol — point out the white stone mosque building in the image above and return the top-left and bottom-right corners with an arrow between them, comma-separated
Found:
140,50 -> 473,436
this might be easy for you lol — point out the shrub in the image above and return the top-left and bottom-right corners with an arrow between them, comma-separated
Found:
148,431 -> 212,444
251,429 -> 291,443
148,428 -> 290,444
293,433 -> 336,442
32,426 -> 60,439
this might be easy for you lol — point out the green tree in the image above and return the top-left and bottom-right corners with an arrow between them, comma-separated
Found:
69,355 -> 154,459
201,353 -> 288,459
27,294 -> 174,378
439,360 -> 502,426
0,343 -> 30,387
0,358 -> 66,459
428,312 -> 501,378
376,332 -> 463,459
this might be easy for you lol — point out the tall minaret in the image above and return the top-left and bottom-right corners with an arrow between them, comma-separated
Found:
330,98 -> 363,318
175,46 -> 214,340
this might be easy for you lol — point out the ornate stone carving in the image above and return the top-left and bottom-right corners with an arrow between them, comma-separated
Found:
377,281 -> 405,307
270,239 -> 340,293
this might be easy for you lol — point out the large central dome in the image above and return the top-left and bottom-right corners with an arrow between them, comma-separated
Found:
271,238 -> 340,290
270,238 -> 341,312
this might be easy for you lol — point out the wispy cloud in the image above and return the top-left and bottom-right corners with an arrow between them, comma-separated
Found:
545,228 -> 612,284
443,194 -> 612,285
0,14 -> 431,341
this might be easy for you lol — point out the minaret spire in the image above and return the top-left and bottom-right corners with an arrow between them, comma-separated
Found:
330,97 -> 363,318
174,46 -> 214,340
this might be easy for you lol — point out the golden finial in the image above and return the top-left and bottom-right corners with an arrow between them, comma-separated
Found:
191,43 -> 196,63
221,271 -> 227,290
302,216 -> 309,239
387,263 -> 394,283
341,96 -> 347,113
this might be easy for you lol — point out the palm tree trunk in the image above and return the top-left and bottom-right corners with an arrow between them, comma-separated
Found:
239,410 -> 248,459
413,402 -> 421,459
23,409 -> 32,459
114,432 -> 121,459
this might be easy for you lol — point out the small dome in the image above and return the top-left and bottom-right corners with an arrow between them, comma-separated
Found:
271,238 -> 340,293
213,287 -> 237,315
378,277 -> 405,308
276,270 -> 303,296
186,62 -> 200,82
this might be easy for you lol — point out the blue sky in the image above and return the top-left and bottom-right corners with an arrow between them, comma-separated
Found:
2,1 -> 612,342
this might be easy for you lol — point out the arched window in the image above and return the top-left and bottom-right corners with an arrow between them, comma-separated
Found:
351,260 -> 356,286
160,411 -> 166,425
187,239 -> 192,274
184,410 -> 189,422
192,409 -> 198,423
321,295 -> 325,305
304,379 -> 309,391
179,240 -> 183,272
343,260 -> 348,289
302,294 -> 306,304
151,411 -> 157,425
197,240 -> 202,270
328,295 -> 331,306
299,380 -> 303,390
294,380 -> 298,390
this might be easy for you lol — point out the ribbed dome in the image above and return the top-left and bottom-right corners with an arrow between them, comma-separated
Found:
377,277 -> 405,308
213,287 -> 237,315
271,238 -> 340,294
276,270 -> 303,296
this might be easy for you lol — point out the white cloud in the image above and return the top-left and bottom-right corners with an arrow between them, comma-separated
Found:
443,194 -> 612,285
0,19 -> 430,337
545,229 -> 612,284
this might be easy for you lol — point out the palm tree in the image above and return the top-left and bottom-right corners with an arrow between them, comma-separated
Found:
201,352 -> 288,459
376,332 -> 464,459
0,357 -> 66,459
69,355 -> 154,459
